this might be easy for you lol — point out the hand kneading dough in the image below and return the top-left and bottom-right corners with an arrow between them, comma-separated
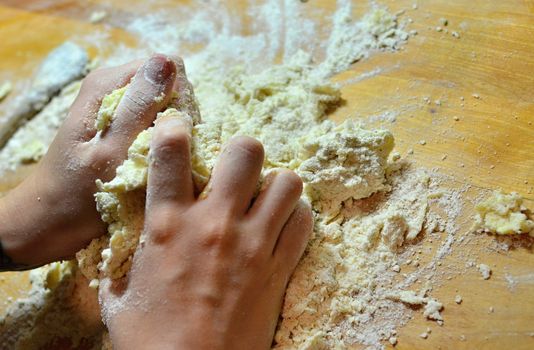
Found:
77,53 -> 394,282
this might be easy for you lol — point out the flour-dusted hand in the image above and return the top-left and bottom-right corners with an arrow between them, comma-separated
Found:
0,55 -> 178,268
100,118 -> 313,350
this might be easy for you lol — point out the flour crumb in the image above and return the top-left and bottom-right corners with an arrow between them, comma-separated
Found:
478,264 -> 492,280
89,10 -> 108,23
423,298 -> 444,321
389,336 -> 398,346
419,332 -> 429,339
454,295 -> 463,304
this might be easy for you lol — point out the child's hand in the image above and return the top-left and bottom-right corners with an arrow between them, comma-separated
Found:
100,120 -> 313,349
0,54 -> 178,267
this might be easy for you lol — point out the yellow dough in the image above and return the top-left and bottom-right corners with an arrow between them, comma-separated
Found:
475,191 -> 534,236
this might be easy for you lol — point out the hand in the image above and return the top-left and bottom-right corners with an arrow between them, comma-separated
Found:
0,54 -> 179,267
100,118 -> 313,350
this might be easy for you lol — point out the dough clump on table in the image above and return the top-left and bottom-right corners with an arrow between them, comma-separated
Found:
475,190 -> 534,236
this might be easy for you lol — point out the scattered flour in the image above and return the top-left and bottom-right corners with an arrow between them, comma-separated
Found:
0,42 -> 88,148
0,82 -> 81,172
386,289 -> 443,322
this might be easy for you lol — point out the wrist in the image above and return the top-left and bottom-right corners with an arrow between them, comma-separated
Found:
0,190 -> 32,269
0,176 -> 57,267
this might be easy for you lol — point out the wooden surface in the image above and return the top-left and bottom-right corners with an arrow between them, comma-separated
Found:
0,1 -> 533,349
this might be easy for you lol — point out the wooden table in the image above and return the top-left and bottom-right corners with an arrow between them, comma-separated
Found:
0,1 -> 533,349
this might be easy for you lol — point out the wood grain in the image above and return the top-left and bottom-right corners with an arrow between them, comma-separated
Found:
0,1 -> 532,349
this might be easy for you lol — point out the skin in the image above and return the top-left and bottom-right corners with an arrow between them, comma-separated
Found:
0,54 -> 313,349
0,54 -> 177,266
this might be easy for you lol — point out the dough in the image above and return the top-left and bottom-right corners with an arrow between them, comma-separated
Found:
475,191 -> 534,236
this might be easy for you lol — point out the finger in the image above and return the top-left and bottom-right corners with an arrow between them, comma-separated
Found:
273,200 -> 313,274
147,112 -> 194,210
247,169 -> 303,246
105,54 -> 177,150
168,56 -> 200,122
206,136 -> 264,215
63,60 -> 144,141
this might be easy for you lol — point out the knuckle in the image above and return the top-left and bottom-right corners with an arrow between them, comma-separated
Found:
80,73 -> 99,91
85,68 -> 104,82
153,128 -> 190,154
148,206 -> 177,244
82,68 -> 111,89
241,249 -> 265,269
200,217 -> 235,249
79,146 -> 116,171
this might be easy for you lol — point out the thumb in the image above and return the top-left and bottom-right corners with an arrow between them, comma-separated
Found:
103,54 -> 177,151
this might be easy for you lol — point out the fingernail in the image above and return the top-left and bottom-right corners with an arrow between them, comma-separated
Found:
144,54 -> 176,84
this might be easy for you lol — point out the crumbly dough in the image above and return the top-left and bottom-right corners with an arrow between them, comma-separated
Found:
299,121 -> 394,213
95,86 -> 127,131
475,191 -> 534,236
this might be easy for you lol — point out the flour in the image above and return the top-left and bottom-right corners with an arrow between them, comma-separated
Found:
0,2 -> 462,350
317,3 -> 410,77
0,82 -> 81,173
